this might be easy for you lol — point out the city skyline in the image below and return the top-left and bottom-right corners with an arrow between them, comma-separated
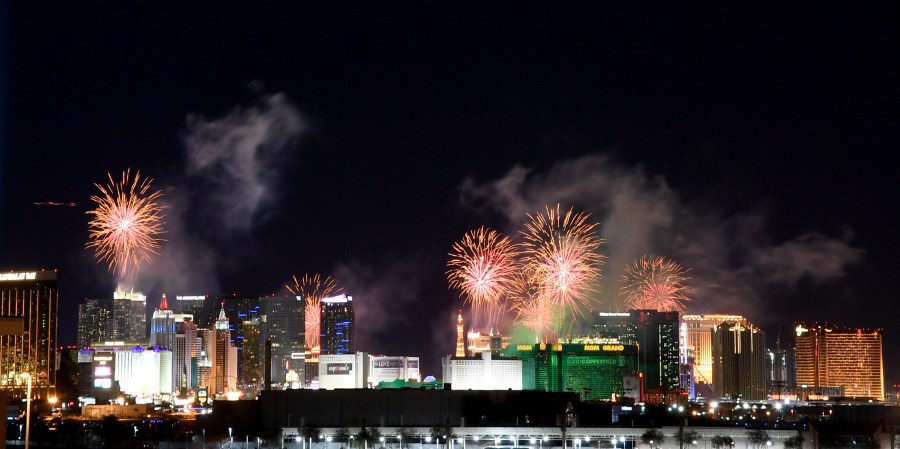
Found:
1,4 -> 898,380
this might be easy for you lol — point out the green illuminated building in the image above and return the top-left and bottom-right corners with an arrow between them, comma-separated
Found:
507,343 -> 638,401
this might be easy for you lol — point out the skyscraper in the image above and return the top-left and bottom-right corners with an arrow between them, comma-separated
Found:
455,312 -> 465,357
210,303 -> 238,396
173,318 -> 199,395
173,295 -> 211,327
217,295 -> 262,381
150,294 -> 176,349
712,321 -> 767,400
682,315 -> 748,387
591,310 -> 680,391
768,331 -> 796,399
113,290 -> 147,342
242,320 -> 261,390
260,295 -> 305,386
320,294 -> 355,355
0,270 -> 58,399
77,298 -> 114,347
795,323 -> 884,400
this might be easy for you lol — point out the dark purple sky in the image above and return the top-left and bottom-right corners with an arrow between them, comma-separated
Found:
1,2 -> 898,378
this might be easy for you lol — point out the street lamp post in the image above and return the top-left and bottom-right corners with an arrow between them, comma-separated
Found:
20,373 -> 32,449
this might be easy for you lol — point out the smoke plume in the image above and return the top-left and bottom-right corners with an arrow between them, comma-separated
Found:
459,153 -> 863,324
133,93 -> 308,294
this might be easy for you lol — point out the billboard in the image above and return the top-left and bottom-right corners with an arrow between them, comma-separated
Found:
373,359 -> 404,368
326,363 -> 352,375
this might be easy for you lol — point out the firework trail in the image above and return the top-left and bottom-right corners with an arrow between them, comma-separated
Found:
86,169 -> 164,278
520,204 -> 603,320
509,268 -> 557,343
447,226 -> 519,330
287,273 -> 342,349
621,255 -> 692,312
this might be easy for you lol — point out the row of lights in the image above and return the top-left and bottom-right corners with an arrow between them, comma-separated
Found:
314,435 -> 626,444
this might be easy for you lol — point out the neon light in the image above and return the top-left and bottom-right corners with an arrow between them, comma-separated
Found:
0,272 -> 37,281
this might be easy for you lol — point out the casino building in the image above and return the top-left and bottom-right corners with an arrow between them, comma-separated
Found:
508,342 -> 638,402
0,270 -> 58,399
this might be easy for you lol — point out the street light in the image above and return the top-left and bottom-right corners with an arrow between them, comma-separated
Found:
19,372 -> 32,449
229,427 -> 234,449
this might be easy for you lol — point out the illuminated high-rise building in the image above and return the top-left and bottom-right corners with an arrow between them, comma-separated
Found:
0,270 -> 58,399
210,303 -> 238,396
682,315 -> 748,388
455,312 -> 465,357
795,323 -> 884,400
173,295 -> 211,327
260,295 -> 305,386
217,295 -> 262,382
115,345 -> 173,397
590,310 -> 680,391
150,294 -> 176,349
173,318 -> 199,395
242,319 -> 261,390
77,298 -> 114,347
767,332 -> 796,399
320,294 -> 355,355
712,321 -> 767,400
113,290 -> 147,342
467,331 -> 510,356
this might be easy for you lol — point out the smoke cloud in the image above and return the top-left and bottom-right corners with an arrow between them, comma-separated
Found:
332,255 -> 437,356
184,93 -> 307,231
459,153 -> 863,325
133,93 -> 308,295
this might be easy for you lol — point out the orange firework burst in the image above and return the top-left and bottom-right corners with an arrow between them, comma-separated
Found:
520,204 -> 603,317
287,273 -> 342,349
86,169 -> 164,278
447,226 -> 519,329
621,255 -> 692,312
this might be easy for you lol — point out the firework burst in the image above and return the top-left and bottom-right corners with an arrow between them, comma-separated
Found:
621,255 -> 692,312
509,268 -> 557,343
287,273 -> 342,349
86,169 -> 164,278
447,226 -> 519,329
520,204 -> 603,318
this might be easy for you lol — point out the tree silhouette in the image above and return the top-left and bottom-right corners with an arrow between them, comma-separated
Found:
641,429 -> 665,449
711,435 -> 735,449
747,430 -> 770,449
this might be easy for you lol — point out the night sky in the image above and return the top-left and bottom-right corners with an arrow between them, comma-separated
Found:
1,3 -> 898,380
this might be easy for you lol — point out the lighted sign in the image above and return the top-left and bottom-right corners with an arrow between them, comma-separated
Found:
326,363 -> 352,375
584,344 -> 600,351
602,344 -> 625,351
322,294 -> 352,303
290,352 -> 305,360
94,366 -> 112,377
0,272 -> 36,281
94,378 -> 112,389
517,344 -> 534,351
373,359 -> 405,368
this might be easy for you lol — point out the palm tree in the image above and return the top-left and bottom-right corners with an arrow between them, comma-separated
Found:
641,429 -> 665,449
747,430 -> 770,449
674,429 -> 700,448
430,423 -> 456,449
711,435 -> 735,449
356,426 -> 382,449
783,435 -> 803,449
